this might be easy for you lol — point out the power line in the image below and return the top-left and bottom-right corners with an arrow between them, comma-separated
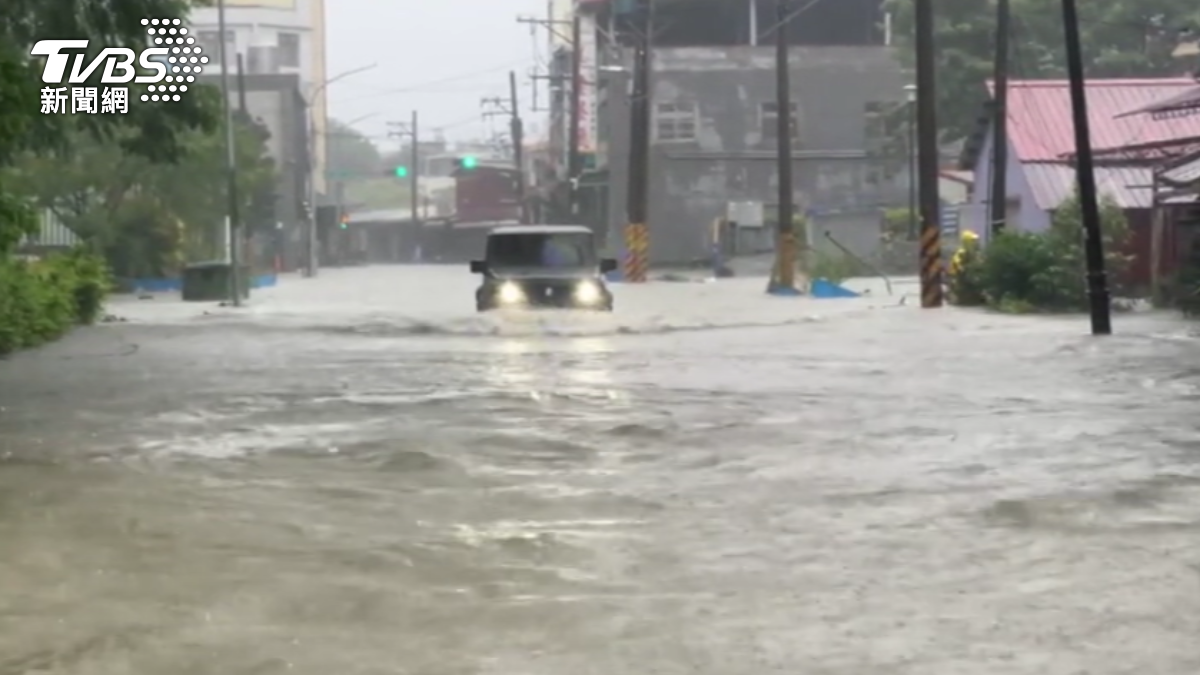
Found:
333,60 -> 536,100
756,0 -> 830,41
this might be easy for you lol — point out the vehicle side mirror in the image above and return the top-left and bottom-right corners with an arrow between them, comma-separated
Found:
600,258 -> 617,273
469,260 -> 485,273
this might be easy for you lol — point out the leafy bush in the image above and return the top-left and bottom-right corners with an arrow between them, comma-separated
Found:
946,192 -> 1130,313
0,249 -> 110,355
809,251 -> 861,284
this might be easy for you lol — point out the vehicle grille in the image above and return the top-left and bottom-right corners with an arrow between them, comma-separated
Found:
522,280 -> 575,303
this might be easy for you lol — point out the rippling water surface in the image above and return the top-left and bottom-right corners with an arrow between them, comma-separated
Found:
1,266 -> 1198,673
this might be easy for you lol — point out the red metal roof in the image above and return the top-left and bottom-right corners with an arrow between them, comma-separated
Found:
989,78 -> 1200,161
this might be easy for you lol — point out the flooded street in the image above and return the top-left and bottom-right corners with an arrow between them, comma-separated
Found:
1,265 -> 1199,673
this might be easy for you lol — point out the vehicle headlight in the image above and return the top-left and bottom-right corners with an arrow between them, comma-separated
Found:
497,282 -> 524,304
574,281 -> 601,303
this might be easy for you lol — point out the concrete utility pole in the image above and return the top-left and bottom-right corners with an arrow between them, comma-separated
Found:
767,0 -> 796,294
301,63 -> 377,278
386,114 -> 421,226
1060,0 -> 1112,334
517,14 -> 573,115
623,0 -> 652,283
216,0 -> 242,306
988,0 -> 1010,238
566,14 -> 583,217
914,0 -> 943,308
519,13 -> 580,221
482,84 -> 529,223
509,71 -> 528,223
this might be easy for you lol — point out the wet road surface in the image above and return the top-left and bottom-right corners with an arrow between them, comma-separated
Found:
1,265 -> 1199,674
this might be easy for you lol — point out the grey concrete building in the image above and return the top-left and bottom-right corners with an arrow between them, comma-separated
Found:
199,73 -> 309,269
578,0 -> 913,266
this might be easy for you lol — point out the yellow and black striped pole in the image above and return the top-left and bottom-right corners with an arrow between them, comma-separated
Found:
914,0 -> 942,308
623,222 -> 648,282
919,219 -> 943,307
622,0 -> 651,283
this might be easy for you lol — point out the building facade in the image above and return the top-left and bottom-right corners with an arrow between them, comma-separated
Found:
960,78 -> 1200,289
569,0 -> 910,265
187,0 -> 328,202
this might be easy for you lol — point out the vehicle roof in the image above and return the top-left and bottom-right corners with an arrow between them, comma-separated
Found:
489,224 -> 591,235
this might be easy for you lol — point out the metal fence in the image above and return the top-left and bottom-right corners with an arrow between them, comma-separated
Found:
17,210 -> 81,251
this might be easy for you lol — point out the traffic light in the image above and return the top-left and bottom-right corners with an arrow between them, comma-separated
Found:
455,155 -> 477,170
339,213 -> 349,229
393,165 -> 408,177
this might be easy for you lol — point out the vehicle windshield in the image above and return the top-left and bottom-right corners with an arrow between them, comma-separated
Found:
486,232 -> 594,269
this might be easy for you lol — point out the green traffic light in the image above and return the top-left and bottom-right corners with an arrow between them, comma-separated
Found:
460,156 -> 476,169
394,166 -> 407,177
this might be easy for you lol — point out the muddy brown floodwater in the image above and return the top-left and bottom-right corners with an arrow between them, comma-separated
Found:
1,266 -> 1199,674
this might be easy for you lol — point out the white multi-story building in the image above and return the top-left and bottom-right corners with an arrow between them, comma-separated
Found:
188,0 -> 328,199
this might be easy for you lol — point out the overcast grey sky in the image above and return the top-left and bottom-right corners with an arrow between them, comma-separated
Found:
325,0 -> 552,148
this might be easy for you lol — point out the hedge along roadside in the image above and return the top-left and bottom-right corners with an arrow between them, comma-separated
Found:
946,192 -> 1131,313
0,249 -> 110,356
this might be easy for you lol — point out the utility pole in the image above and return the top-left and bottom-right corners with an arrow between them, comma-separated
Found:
767,0 -> 796,294
410,110 -> 419,225
623,0 -> 651,283
1061,0 -> 1112,334
518,14 -> 573,115
567,13 -> 583,217
509,71 -> 528,223
988,0 -> 1010,238
914,0 -> 943,307
482,82 -> 529,223
386,115 -> 421,226
216,0 -> 241,306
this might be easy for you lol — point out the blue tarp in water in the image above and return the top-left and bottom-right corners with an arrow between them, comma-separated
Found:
810,278 -> 859,298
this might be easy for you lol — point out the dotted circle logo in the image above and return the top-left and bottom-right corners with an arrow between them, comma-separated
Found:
139,17 -> 207,102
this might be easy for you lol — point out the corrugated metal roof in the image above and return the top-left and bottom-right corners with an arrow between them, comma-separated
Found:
989,79 -> 1200,161
18,210 -> 81,249
1022,162 -> 1153,210
940,169 -> 973,184
1120,85 -> 1200,120
346,205 -> 440,223
1160,155 -> 1200,185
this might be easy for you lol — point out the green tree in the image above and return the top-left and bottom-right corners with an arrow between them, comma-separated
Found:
1,0 -> 221,253
885,0 -> 1200,142
5,116 -> 275,277
326,120 -> 383,180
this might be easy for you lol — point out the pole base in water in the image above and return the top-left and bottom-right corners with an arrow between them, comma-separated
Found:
766,282 -> 802,296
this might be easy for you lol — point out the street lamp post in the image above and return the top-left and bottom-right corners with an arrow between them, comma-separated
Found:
215,0 -> 241,305
904,83 -> 917,240
302,63 -> 376,278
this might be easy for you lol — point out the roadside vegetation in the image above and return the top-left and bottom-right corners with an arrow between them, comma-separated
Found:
0,0 -> 273,355
946,193 -> 1133,313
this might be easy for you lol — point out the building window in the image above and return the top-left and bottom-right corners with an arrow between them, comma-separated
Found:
196,30 -> 234,59
760,102 -> 798,142
277,32 -> 300,68
653,101 -> 697,142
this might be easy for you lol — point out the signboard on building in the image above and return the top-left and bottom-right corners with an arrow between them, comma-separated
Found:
576,14 -> 598,153
726,201 -> 764,227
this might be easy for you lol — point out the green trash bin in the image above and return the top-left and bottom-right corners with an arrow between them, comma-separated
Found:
181,261 -> 250,302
